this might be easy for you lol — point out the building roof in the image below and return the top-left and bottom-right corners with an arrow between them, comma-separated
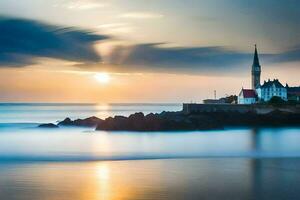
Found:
240,89 -> 256,98
260,79 -> 284,88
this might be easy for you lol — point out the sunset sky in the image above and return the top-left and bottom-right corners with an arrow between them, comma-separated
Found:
0,0 -> 299,103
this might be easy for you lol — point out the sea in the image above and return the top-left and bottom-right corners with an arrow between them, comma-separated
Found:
0,103 -> 300,200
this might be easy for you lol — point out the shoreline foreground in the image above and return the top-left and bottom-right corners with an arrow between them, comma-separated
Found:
39,107 -> 300,131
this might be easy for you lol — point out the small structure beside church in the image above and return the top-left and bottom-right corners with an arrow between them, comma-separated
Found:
238,89 -> 256,104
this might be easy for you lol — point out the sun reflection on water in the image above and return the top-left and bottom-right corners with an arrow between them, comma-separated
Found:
96,163 -> 111,200
93,162 -> 138,200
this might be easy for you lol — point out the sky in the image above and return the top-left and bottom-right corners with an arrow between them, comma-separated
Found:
0,0 -> 299,103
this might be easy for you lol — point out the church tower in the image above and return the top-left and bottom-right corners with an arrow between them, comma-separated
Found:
251,45 -> 261,89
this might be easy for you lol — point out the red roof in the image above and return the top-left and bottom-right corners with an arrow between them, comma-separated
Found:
241,89 -> 256,98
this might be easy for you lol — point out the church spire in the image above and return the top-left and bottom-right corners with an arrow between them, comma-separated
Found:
251,44 -> 261,89
253,44 -> 260,67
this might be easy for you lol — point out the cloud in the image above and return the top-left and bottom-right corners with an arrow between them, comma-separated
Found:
119,12 -> 164,19
54,0 -> 109,10
270,45 -> 300,63
0,17 -> 109,67
100,43 -> 300,75
97,23 -> 134,34
102,43 -> 251,74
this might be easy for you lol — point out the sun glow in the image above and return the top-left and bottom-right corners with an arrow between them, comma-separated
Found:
94,72 -> 111,84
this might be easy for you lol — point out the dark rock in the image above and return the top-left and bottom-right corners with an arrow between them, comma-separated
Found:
58,116 -> 103,127
73,116 -> 103,127
57,109 -> 300,132
58,117 -> 73,126
97,113 -> 144,131
95,112 -> 222,131
144,113 -> 162,131
38,123 -> 59,128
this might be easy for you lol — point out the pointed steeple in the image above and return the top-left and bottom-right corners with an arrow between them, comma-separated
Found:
251,44 -> 261,89
253,44 -> 260,67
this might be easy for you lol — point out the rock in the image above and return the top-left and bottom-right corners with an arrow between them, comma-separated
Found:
58,116 -> 103,127
128,112 -> 146,131
57,110 -> 300,132
58,117 -> 73,126
95,112 -> 221,131
97,113 -> 142,131
38,123 -> 59,128
73,116 -> 103,127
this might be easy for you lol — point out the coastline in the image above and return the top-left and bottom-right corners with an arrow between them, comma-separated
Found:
39,107 -> 300,131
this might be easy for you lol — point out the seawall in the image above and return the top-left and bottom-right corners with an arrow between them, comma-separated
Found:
183,104 -> 300,114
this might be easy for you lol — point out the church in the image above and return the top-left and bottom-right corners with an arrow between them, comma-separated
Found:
238,45 -> 288,104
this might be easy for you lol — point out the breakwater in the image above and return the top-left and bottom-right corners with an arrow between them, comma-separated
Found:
183,104 -> 300,114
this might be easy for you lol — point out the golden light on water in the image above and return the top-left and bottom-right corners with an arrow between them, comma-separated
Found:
97,164 -> 110,181
94,72 -> 111,84
96,164 -> 111,200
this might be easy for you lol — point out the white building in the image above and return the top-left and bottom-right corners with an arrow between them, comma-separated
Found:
256,79 -> 287,102
238,89 -> 257,104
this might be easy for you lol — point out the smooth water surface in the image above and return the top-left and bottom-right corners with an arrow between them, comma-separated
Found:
1,159 -> 300,200
0,103 -> 181,123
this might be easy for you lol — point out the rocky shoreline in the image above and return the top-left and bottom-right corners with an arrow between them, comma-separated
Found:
39,110 -> 300,131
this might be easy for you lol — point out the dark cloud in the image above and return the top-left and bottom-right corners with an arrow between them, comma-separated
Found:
271,45 -> 300,63
101,43 -> 300,74
0,17 -> 109,67
105,43 -> 252,74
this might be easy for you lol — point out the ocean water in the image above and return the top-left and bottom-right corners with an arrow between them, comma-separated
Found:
0,103 -> 181,123
0,103 -> 300,199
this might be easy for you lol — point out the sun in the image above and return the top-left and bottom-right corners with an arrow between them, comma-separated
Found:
94,72 -> 111,84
